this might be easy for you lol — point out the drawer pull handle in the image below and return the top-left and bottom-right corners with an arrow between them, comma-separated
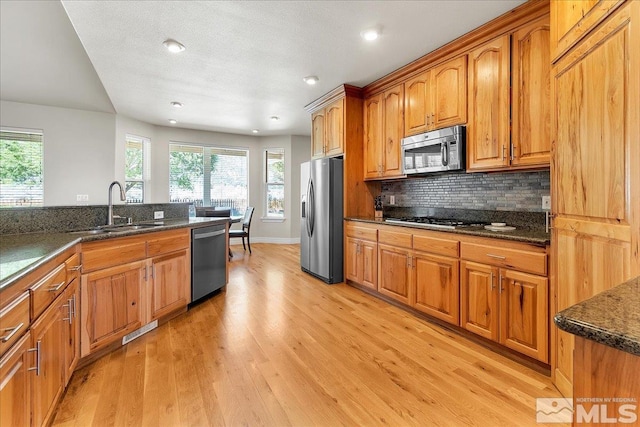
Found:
48,281 -> 65,292
1,323 -> 25,342
486,254 -> 506,260
69,264 -> 82,271
28,341 -> 41,376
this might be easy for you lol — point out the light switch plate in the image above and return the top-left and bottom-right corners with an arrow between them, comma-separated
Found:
542,196 -> 551,210
389,195 -> 395,205
154,211 -> 164,219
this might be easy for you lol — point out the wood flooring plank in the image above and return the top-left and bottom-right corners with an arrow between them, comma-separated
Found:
52,243 -> 567,427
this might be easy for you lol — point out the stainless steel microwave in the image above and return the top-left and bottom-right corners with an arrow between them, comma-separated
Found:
401,125 -> 465,174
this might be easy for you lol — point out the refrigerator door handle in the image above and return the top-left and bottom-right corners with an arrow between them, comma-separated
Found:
306,179 -> 312,237
307,180 -> 316,237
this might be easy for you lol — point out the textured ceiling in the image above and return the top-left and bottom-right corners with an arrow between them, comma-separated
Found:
3,1 -> 526,136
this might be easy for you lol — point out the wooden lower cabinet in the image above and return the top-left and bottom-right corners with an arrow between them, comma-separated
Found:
30,295 -> 66,427
80,261 -> 145,357
345,237 -> 377,290
413,252 -> 459,325
0,333 -> 31,427
378,244 -> 412,305
62,279 -> 79,383
461,261 -> 549,362
148,250 -> 189,321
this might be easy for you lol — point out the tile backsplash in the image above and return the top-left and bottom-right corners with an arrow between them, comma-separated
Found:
381,170 -> 550,212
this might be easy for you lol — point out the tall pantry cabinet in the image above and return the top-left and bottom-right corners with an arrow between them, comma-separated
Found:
551,0 -> 640,397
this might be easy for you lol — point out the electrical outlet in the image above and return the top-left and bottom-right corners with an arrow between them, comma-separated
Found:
154,211 -> 164,219
542,196 -> 551,210
389,195 -> 396,205
76,194 -> 89,202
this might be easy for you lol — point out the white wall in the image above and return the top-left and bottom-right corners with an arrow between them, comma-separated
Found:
0,100 -> 116,205
1,100 -> 310,241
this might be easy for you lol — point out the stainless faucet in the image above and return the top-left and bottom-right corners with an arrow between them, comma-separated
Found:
107,181 -> 126,225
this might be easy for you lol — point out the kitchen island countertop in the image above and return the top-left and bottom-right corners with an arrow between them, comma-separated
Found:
0,217 -> 227,291
345,216 -> 550,246
554,276 -> 640,356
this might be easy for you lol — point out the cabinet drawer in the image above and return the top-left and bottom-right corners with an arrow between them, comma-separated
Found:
460,242 -> 547,276
30,264 -> 66,319
82,240 -> 146,273
0,292 -> 29,356
147,230 -> 190,257
378,229 -> 412,249
65,252 -> 81,285
413,235 -> 459,257
345,224 -> 377,241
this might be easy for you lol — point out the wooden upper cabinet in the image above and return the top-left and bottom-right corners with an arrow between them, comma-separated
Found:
311,110 -> 326,159
431,56 -> 467,130
551,0 -> 624,61
324,99 -> 344,157
467,35 -> 511,171
364,93 -> 383,179
403,70 -> 430,135
364,85 -> 404,179
511,16 -> 551,168
403,56 -> 467,137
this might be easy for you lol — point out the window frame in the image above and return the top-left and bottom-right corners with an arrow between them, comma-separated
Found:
264,148 -> 285,220
124,134 -> 150,204
0,127 -> 45,208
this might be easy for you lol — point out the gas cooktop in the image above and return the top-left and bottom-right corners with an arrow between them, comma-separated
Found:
384,216 -> 488,230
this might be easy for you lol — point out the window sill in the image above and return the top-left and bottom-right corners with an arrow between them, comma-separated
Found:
261,217 -> 286,223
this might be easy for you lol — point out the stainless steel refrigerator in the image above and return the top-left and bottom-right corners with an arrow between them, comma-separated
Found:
300,158 -> 343,284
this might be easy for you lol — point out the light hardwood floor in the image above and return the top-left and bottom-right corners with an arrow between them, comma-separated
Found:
53,244 -> 566,426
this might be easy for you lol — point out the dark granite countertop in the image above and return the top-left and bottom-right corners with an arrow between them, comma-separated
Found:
554,277 -> 640,356
345,216 -> 550,246
0,217 -> 227,291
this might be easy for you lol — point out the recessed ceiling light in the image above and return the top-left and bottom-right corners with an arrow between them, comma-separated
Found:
252,129 -> 259,134
163,39 -> 185,53
270,116 -> 280,121
361,27 -> 382,41
303,76 -> 319,85
170,101 -> 183,108
168,119 -> 177,124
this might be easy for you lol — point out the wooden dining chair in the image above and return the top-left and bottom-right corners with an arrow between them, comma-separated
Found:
229,207 -> 254,254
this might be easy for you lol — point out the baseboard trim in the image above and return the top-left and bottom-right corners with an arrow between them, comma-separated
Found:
229,237 -> 300,244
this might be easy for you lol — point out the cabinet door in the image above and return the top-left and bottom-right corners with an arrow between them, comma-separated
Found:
31,297 -> 65,427
364,94 -> 383,179
431,55 -> 467,130
552,2 -> 639,396
80,261 -> 145,357
324,99 -> 344,157
361,240 -> 378,290
551,0 -> 623,60
403,70 -> 430,136
412,252 -> 459,325
511,17 -> 551,168
378,244 -> 412,305
311,110 -> 325,158
149,250 -> 189,322
62,279 -> 79,383
460,261 -> 499,340
0,333 -> 30,427
467,36 -> 510,171
382,85 -> 404,177
345,237 -> 362,284
499,270 -> 548,362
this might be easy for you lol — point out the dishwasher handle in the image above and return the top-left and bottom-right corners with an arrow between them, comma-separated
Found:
193,229 -> 226,239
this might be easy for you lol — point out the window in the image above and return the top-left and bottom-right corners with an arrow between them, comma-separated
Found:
0,129 -> 44,208
169,143 -> 248,216
125,135 -> 150,203
265,149 -> 284,218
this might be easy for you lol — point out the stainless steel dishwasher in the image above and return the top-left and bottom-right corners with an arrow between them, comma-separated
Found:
191,224 -> 227,303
